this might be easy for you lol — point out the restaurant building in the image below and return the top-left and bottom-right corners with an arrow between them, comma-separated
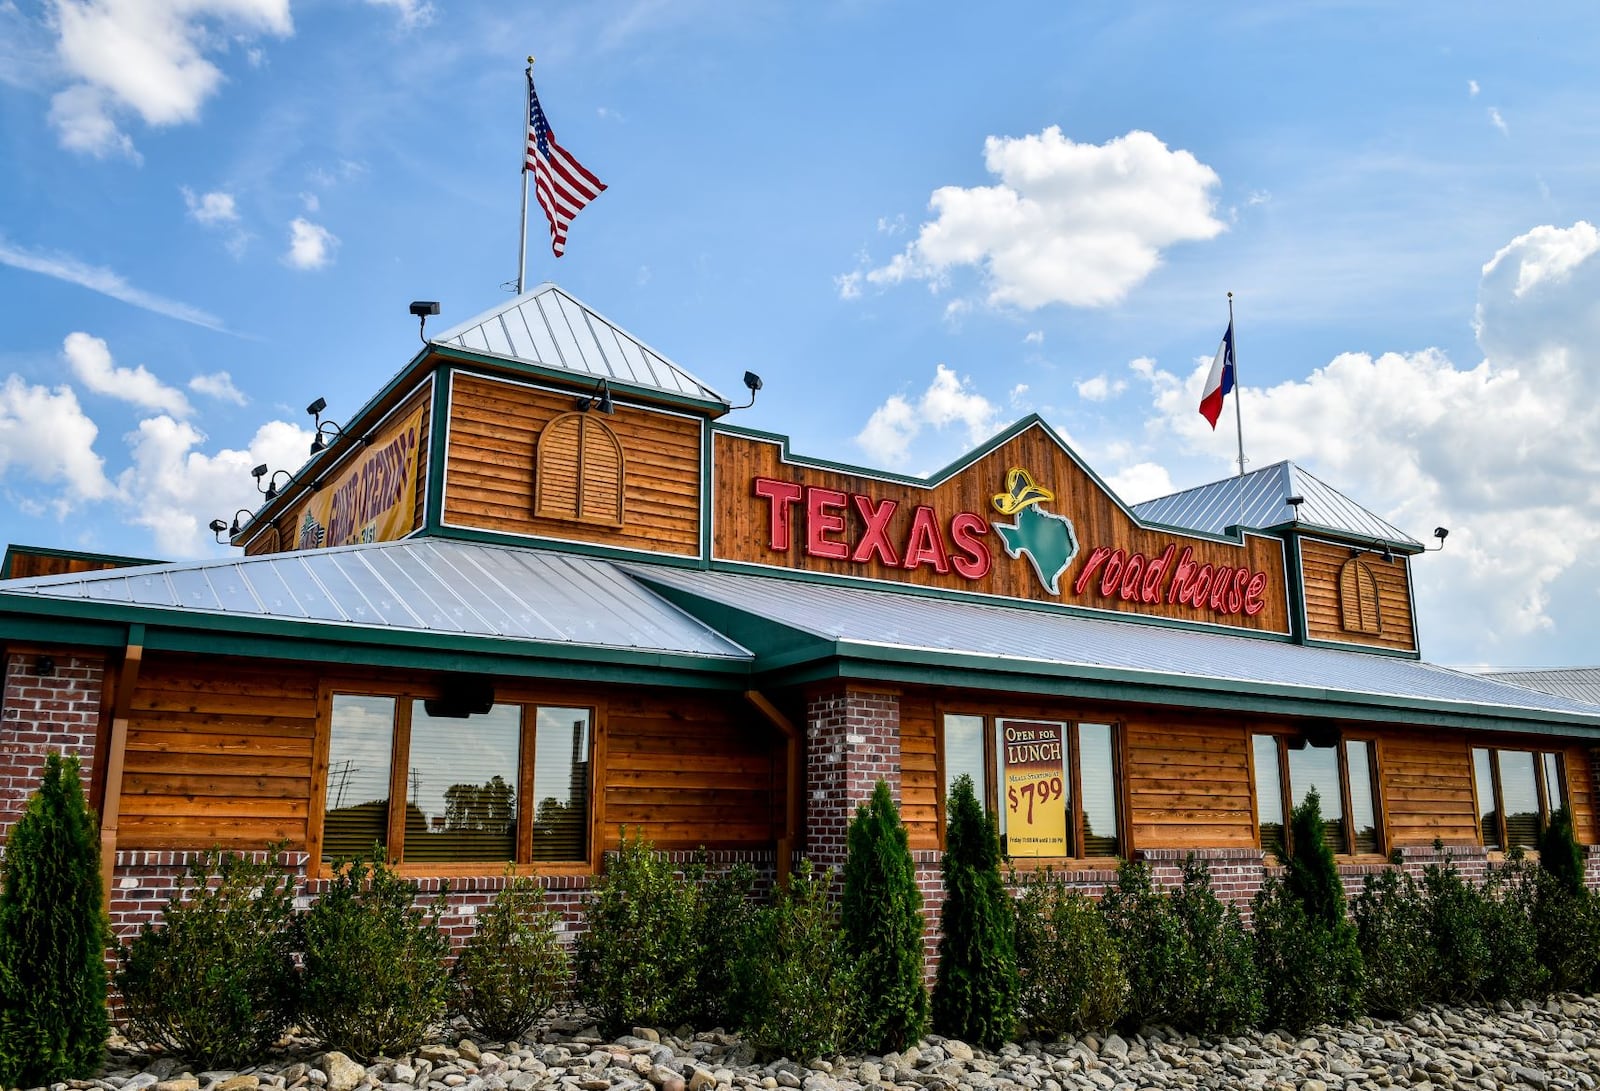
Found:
3,284 -> 1598,958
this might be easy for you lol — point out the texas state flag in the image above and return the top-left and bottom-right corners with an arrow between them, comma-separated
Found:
1198,320 -> 1235,429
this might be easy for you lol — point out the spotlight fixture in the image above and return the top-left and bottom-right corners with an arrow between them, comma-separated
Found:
306,397 -> 348,454
1284,495 -> 1304,520
264,470 -> 292,501
1426,526 -> 1449,552
227,508 -> 255,536
732,370 -> 764,410
251,463 -> 270,490
208,518 -> 229,543
409,300 -> 441,344
574,378 -> 615,415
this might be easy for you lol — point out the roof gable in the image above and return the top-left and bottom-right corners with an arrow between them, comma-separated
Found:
430,283 -> 726,405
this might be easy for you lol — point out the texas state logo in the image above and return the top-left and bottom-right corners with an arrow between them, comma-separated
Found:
991,467 -> 1079,595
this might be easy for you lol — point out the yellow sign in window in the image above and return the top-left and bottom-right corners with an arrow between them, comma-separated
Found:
1001,719 -> 1068,857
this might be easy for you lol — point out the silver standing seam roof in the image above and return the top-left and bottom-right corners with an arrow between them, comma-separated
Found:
1134,461 -> 1422,549
1483,668 -> 1600,707
429,283 -> 727,404
0,539 -> 749,660
629,565 -> 1600,722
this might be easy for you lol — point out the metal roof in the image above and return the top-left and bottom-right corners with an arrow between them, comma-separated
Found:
430,283 -> 727,404
1481,668 -> 1600,707
630,566 -> 1600,725
1133,461 -> 1422,549
0,540 -> 749,660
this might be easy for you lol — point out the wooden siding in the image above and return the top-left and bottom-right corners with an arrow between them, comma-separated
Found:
244,380 -> 432,557
3,552 -> 152,579
444,373 -> 701,557
713,428 -> 1291,634
1301,537 -> 1417,652
1124,715 -> 1256,850
900,692 -> 940,850
1374,730 -> 1478,845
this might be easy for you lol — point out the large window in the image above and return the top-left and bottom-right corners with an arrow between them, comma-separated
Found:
322,693 -> 592,866
942,713 -> 1121,859
1252,733 -> 1381,857
1472,746 -> 1566,852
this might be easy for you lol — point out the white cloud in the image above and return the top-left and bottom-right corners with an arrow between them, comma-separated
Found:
63,331 -> 192,417
299,191 -> 319,213
1023,330 -> 1044,345
1009,383 -> 1031,410
1106,462 -> 1175,505
1130,221 -> 1600,651
1075,374 -> 1127,402
1488,107 -> 1509,135
855,127 -> 1225,310
48,0 -> 293,156
0,234 -> 224,329
188,370 -> 246,405
855,364 -> 1001,468
834,270 -> 863,300
0,375 -> 113,507
285,218 -> 338,270
366,0 -> 434,28
117,415 -> 312,557
181,186 -> 238,225
1468,79 -> 1480,97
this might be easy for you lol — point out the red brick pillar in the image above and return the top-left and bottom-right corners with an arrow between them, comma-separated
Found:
0,651 -> 105,846
804,686 -> 901,873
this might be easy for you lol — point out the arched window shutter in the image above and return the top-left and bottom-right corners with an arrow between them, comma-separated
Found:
535,411 -> 625,526
1338,556 -> 1382,635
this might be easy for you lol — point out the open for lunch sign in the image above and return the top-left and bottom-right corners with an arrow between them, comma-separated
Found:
1001,719 -> 1068,857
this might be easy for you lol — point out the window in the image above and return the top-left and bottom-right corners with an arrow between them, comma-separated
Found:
322,693 -> 592,866
942,713 -> 1121,858
1472,746 -> 1566,852
1252,733 -> 1381,856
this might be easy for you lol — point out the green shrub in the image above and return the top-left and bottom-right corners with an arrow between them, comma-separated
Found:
1352,868 -> 1434,1017
116,848 -> 298,1067
575,830 -> 701,1035
299,853 -> 451,1060
842,780 -> 927,1053
1284,788 -> 1344,928
451,876 -> 569,1042
932,775 -> 1017,1049
1100,856 -> 1260,1035
684,855 -> 758,1029
0,752 -> 110,1087
1010,869 -> 1125,1037
1420,855 -> 1491,1002
730,861 -> 859,1061
1531,869 -> 1600,994
1539,807 -> 1585,898
1251,878 -> 1363,1034
1479,854 -> 1547,1002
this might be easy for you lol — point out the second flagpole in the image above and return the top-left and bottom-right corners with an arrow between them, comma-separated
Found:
516,56 -> 534,295
1230,291 -> 1245,480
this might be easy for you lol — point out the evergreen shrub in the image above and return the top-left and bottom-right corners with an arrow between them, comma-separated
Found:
0,752 -> 111,1087
299,853 -> 451,1061
1479,854 -> 1547,1002
1419,854 -> 1492,1002
1539,807 -> 1585,898
932,775 -> 1017,1049
1283,788 -> 1344,928
1011,869 -> 1126,1037
684,855 -> 758,1029
730,861 -> 858,1061
1352,869 -> 1434,1017
117,848 -> 298,1067
451,875 -> 569,1042
842,780 -> 928,1054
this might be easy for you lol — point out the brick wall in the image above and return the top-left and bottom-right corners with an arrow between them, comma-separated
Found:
0,651 -> 104,846
805,687 -> 901,872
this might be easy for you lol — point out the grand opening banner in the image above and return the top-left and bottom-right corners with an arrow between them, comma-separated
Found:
295,405 -> 424,550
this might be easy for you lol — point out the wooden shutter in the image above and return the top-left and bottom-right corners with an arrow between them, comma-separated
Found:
535,411 -> 625,526
1337,557 -> 1382,634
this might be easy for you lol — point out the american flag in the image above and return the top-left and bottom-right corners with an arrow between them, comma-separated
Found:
525,71 -> 606,258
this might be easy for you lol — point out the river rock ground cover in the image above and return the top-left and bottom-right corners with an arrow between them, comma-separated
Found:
37,997 -> 1600,1091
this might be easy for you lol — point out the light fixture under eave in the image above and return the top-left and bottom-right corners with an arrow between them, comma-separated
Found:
732,370 -> 763,410
1426,526 -> 1449,552
1283,495 -> 1304,521
208,518 -> 229,543
228,508 -> 255,536
263,469 -> 292,501
575,378 -> 615,415
307,397 -> 347,454
410,300 -> 441,344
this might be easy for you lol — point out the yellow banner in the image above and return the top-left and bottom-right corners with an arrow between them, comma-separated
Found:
294,405 -> 424,550
1002,719 -> 1068,857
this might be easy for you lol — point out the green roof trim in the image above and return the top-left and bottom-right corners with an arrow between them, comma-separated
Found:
432,345 -> 730,416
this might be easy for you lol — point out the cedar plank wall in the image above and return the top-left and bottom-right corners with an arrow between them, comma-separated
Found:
713,429 -> 1290,634
244,381 -> 433,557
443,373 -> 701,557
3,555 -> 141,579
115,654 -> 779,857
1300,538 -> 1417,652
1124,715 -> 1256,850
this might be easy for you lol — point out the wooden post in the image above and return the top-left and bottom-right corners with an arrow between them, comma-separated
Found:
99,629 -> 144,904
745,690 -> 799,887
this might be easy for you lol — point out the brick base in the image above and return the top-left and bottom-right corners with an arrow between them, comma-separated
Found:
0,651 -> 104,848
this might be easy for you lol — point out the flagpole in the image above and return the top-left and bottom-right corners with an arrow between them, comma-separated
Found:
1230,291 -> 1245,479
516,55 -> 534,295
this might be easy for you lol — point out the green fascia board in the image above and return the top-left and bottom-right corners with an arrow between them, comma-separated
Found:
714,414 -> 1255,547
0,614 -> 132,648
1268,522 -> 1426,556
631,579 -> 830,663
424,364 -> 453,531
2,544 -> 166,578
755,646 -> 1600,738
432,345 -> 730,416
1300,637 -> 1421,660
0,593 -> 750,685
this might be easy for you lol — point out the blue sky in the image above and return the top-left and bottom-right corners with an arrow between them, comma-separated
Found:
3,1 -> 1600,668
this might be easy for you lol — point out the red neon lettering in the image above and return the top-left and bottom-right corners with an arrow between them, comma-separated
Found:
851,494 -> 900,565
1227,567 -> 1248,614
1188,564 -> 1214,607
1245,572 -> 1268,616
948,513 -> 993,580
901,506 -> 951,574
1167,547 -> 1198,604
1119,552 -> 1145,601
1208,566 -> 1233,611
753,478 -> 803,552
1074,546 -> 1114,596
804,487 -> 849,560
1099,549 -> 1126,597
1142,543 -> 1175,604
